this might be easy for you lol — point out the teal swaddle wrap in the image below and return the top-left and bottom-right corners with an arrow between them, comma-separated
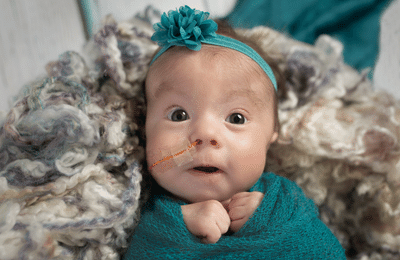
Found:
124,172 -> 345,259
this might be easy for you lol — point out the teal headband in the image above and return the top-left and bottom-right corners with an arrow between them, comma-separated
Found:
150,5 -> 278,91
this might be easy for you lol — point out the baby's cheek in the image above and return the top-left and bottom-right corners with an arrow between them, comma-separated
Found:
234,135 -> 266,162
146,148 -> 158,166
242,143 -> 266,173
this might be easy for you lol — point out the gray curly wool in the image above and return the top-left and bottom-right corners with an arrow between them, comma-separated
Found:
239,28 -> 400,259
1,6 -> 400,259
0,8 -> 158,260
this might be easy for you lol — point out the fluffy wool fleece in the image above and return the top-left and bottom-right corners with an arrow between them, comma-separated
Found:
0,6 -> 399,260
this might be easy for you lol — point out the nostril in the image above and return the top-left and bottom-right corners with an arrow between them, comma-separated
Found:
195,139 -> 202,145
210,140 -> 218,146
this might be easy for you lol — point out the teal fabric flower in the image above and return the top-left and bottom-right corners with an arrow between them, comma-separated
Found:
151,5 -> 218,51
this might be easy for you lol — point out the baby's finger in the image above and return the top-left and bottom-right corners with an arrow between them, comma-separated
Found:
230,218 -> 248,233
221,198 -> 231,211
228,205 -> 247,221
201,226 -> 222,244
199,202 -> 230,244
202,217 -> 230,244
230,192 -> 251,201
216,210 -> 231,234
228,195 -> 251,209
230,191 -> 264,209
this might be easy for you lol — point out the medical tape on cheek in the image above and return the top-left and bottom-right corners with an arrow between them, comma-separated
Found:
149,139 -> 202,173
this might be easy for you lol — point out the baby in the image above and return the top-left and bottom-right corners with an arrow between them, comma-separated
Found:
124,6 -> 345,259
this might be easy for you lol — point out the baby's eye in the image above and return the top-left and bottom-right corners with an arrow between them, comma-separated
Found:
226,113 -> 247,124
167,108 -> 189,121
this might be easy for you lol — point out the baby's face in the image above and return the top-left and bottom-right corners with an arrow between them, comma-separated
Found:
145,46 -> 278,203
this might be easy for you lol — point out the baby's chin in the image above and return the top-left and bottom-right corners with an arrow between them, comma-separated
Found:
175,191 -> 234,204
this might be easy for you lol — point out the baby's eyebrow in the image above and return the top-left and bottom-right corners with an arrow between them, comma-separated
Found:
152,83 -> 267,109
153,83 -> 186,99
223,88 -> 266,108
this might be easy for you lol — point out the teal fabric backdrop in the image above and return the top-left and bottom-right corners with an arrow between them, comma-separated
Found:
224,0 -> 393,74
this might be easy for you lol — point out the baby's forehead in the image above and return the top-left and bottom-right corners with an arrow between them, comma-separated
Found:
153,45 -> 260,69
145,46 -> 276,112
147,45 -> 272,89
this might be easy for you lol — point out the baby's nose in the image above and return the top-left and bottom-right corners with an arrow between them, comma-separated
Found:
189,121 -> 221,148
210,139 -> 218,147
194,139 -> 219,147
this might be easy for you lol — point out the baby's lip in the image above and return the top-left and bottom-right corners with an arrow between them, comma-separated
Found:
189,164 -> 224,174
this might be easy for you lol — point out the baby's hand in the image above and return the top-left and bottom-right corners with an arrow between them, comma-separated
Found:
223,191 -> 264,233
181,200 -> 230,244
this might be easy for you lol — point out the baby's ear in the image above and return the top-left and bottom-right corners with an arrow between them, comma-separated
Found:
270,132 -> 279,144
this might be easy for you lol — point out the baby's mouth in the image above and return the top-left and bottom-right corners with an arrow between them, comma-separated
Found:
192,166 -> 220,173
